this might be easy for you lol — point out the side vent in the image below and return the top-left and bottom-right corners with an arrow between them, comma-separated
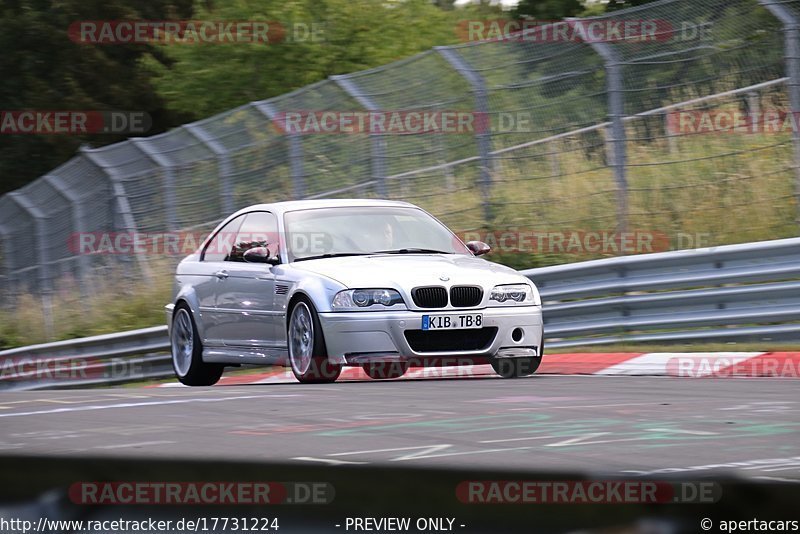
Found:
275,284 -> 290,295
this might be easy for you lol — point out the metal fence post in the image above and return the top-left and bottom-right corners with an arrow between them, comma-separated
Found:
43,174 -> 90,297
253,101 -> 307,199
0,224 -> 13,297
129,139 -> 178,231
758,0 -> 800,228
570,19 -> 629,238
329,75 -> 388,198
747,91 -> 761,118
435,46 -> 494,224
183,124 -> 235,214
80,147 -> 153,281
664,111 -> 677,154
8,192 -> 54,338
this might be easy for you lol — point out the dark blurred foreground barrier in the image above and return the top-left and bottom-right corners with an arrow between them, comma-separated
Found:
0,455 -> 798,534
2,237 -> 799,389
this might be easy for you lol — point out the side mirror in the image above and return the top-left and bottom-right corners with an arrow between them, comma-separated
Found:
466,241 -> 491,256
243,247 -> 280,265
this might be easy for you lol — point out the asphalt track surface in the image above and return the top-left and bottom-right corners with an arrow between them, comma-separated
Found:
1,375 -> 799,481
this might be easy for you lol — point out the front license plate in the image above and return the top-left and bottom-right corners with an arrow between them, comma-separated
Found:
422,313 -> 483,330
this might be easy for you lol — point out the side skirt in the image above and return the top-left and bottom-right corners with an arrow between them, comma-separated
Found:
203,345 -> 288,366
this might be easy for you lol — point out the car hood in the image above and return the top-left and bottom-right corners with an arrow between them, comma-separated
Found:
291,254 -> 528,289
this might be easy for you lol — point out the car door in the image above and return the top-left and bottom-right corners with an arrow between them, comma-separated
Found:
196,214 -> 246,347
215,211 -> 281,349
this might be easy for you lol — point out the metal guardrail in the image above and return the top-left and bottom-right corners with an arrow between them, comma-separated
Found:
0,326 -> 171,390
2,237 -> 800,389
523,237 -> 800,348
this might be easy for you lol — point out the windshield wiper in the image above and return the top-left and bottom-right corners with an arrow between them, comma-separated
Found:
293,252 -> 370,262
372,248 -> 452,255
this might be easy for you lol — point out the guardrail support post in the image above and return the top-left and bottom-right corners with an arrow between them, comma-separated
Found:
43,175 -> 90,298
330,75 -> 388,198
253,102 -> 307,199
80,147 -> 153,282
130,139 -> 179,231
570,19 -> 629,240
8,192 -> 54,339
759,0 -> 800,229
183,124 -> 235,214
436,46 -> 494,224
0,224 -> 14,299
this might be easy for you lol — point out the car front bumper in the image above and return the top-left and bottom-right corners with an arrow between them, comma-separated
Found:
318,306 -> 543,365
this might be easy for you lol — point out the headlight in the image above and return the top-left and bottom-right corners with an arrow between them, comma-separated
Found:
489,284 -> 540,306
331,289 -> 406,311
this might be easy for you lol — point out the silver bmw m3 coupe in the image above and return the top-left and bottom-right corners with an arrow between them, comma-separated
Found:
166,199 -> 544,385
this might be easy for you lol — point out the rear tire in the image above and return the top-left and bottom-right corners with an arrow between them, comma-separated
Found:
490,356 -> 541,378
171,305 -> 224,386
362,361 -> 409,380
288,298 -> 341,384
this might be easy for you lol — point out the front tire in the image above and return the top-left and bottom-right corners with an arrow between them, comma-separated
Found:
490,356 -> 541,378
171,305 -> 223,386
288,298 -> 341,384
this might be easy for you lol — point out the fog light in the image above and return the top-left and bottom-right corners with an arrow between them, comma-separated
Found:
511,328 -> 524,342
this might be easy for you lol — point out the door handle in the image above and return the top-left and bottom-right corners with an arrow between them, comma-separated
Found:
215,270 -> 229,280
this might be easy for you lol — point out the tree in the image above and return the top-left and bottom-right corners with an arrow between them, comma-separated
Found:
511,0 -> 584,21
0,0 -> 194,195
604,0 -> 660,12
431,0 -> 457,10
142,0 -> 474,118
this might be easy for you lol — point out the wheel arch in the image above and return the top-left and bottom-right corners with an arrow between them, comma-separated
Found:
287,276 -> 343,318
170,285 -> 206,342
286,291 -> 314,329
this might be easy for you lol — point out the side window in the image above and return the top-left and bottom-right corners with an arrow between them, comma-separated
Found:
202,215 -> 245,262
228,211 -> 279,263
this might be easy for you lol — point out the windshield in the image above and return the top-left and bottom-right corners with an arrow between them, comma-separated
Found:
284,206 -> 470,261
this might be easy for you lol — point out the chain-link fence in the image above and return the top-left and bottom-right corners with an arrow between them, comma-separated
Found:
1,0 -> 799,334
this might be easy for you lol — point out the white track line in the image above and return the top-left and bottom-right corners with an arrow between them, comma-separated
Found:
0,394 -> 298,418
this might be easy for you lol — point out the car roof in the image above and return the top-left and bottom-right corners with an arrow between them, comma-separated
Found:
230,198 -> 417,218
